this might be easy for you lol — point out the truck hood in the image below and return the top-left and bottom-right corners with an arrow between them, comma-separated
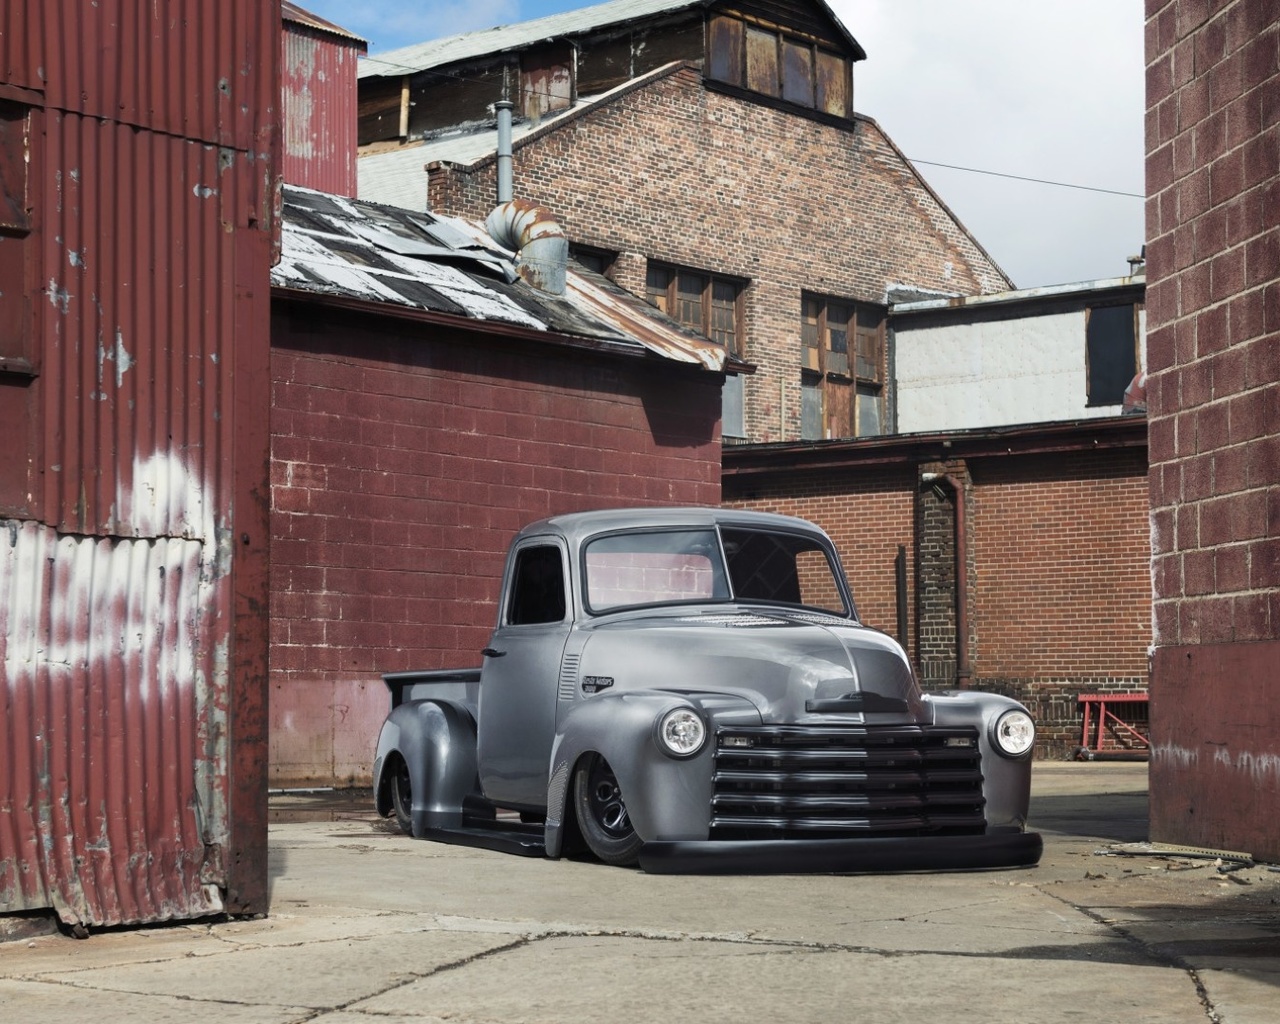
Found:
577,607 -> 927,725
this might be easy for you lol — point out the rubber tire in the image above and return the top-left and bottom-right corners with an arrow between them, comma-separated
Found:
390,756 -> 414,836
573,754 -> 642,866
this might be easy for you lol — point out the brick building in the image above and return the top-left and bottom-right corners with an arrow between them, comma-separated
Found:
356,0 -> 1012,445
724,418 -> 1151,756
1144,1 -> 1280,859
268,187 -> 727,784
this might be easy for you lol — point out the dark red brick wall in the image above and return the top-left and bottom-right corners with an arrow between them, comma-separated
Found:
1145,0 -> 1280,859
726,445 -> 1152,757
268,303 -> 722,784
427,64 -> 1010,444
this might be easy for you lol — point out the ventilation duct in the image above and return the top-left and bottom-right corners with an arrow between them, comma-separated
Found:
485,199 -> 568,295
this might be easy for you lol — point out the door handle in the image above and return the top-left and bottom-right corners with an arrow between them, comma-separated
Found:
481,647 -> 506,658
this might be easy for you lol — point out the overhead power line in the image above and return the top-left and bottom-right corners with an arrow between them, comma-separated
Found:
359,59 -> 1143,200
909,159 -> 1144,199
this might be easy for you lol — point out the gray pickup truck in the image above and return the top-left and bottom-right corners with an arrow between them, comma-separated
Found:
373,507 -> 1042,873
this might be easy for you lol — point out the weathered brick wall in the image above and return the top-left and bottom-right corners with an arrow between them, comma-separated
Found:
269,304 -> 723,785
1145,0 -> 1280,858
428,64 -> 1011,444
970,449 -> 1153,755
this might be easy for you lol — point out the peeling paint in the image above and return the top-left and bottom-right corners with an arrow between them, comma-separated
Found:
193,184 -> 218,199
46,278 -> 72,313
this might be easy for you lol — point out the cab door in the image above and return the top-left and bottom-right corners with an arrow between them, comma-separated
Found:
476,538 -> 572,810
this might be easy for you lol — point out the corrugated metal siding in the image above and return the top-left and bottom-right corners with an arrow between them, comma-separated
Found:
2,0 -> 276,149
283,23 -> 361,196
0,0 -> 277,929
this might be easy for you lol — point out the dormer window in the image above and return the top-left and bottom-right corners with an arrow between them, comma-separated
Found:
707,15 -> 851,118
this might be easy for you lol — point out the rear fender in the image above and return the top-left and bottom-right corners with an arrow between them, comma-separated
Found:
373,699 -> 480,837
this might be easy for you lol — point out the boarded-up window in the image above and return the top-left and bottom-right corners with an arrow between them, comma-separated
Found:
815,49 -> 850,117
1086,304 -> 1139,406
781,39 -> 813,107
710,14 -> 852,117
801,295 -> 884,440
745,27 -> 779,97
707,15 -> 744,87
647,261 -> 744,358
521,44 -> 573,121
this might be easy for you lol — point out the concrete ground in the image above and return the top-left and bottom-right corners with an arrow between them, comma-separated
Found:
2,762 -> 1278,1023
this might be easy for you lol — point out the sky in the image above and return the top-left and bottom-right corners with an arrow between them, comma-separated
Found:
300,0 -> 1146,290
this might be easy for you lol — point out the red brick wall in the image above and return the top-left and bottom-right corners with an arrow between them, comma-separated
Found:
970,450 -> 1153,754
427,65 -> 1010,444
268,303 -> 722,785
1145,0 -> 1280,859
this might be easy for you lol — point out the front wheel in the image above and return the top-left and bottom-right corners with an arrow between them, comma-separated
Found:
573,754 -> 642,866
389,756 -> 414,835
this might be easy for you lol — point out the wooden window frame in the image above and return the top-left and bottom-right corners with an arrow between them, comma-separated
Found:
801,294 -> 885,439
707,14 -> 851,119
646,261 -> 745,358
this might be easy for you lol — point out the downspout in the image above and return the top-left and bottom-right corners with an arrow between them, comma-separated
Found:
922,472 -> 972,688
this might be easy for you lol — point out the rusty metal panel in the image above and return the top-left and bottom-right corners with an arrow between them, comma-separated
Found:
707,15 -> 744,87
0,522 -> 222,925
815,49 -> 849,117
745,26 -> 779,97
521,45 -> 574,122
283,20 -> 364,196
0,0 -> 277,930
3,0 -> 276,149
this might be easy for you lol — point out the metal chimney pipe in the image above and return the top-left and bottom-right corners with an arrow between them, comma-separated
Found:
495,100 -> 514,204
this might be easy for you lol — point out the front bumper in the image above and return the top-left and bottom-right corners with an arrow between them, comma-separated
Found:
637,830 -> 1043,874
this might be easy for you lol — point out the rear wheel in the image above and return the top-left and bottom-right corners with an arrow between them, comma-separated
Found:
573,754 -> 642,866
389,757 -> 414,835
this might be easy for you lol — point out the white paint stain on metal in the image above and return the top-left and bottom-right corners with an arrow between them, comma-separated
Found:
47,278 -> 71,313
193,184 -> 218,199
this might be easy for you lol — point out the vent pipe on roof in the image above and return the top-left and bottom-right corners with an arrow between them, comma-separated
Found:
486,199 -> 568,295
495,100 -> 514,204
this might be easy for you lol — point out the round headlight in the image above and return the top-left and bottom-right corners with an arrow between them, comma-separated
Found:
658,708 -> 706,757
993,709 -> 1035,758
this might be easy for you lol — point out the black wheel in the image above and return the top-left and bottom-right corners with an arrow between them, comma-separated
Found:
573,754 -> 642,866
389,756 -> 414,835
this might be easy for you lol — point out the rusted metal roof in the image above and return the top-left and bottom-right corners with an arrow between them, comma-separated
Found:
358,0 -> 864,80
272,185 -> 732,371
282,1 -> 367,45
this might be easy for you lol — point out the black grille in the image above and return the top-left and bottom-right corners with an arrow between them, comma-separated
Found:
711,725 -> 986,839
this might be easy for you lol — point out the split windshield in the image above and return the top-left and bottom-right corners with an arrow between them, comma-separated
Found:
583,526 -> 849,616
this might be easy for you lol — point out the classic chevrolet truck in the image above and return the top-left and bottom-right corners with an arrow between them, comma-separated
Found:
373,507 -> 1042,873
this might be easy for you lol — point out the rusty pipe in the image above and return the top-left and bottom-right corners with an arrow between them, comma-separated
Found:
485,198 -> 568,295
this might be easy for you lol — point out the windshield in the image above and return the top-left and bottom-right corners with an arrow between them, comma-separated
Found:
582,526 -> 849,616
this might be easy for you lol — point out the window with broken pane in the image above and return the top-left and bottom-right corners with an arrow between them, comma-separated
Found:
801,294 -> 884,440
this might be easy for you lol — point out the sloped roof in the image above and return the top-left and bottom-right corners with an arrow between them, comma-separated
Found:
282,2 -> 367,46
358,62 -> 684,210
272,185 -> 731,372
358,0 -> 863,80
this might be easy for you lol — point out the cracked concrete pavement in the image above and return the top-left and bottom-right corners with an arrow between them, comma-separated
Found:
2,763 -> 1277,1023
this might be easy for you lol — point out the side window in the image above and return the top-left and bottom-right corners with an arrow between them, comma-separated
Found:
506,545 -> 567,626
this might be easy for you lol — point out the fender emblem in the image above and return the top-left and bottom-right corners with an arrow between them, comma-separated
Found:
582,675 -> 614,694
